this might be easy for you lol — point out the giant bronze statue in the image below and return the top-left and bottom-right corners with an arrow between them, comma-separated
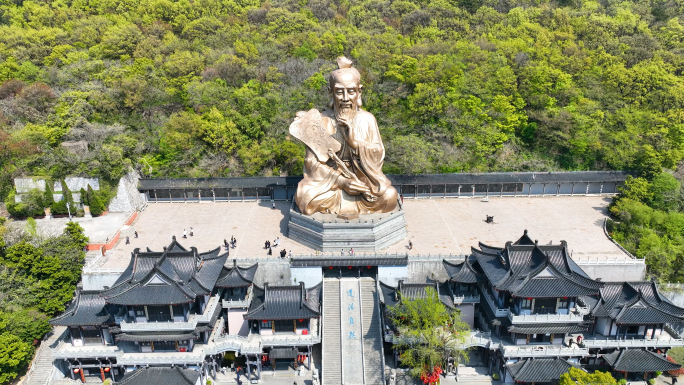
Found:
290,57 -> 398,216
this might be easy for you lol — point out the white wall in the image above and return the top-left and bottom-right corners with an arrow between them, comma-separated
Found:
378,266 -> 408,286
456,304 -> 475,329
227,309 -> 249,336
290,267 -> 322,287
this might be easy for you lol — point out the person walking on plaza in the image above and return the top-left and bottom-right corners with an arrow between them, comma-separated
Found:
272,201 -> 276,210
268,246 -> 272,256
189,227 -> 194,237
183,229 -> 187,238
125,236 -> 130,245
134,230 -> 138,238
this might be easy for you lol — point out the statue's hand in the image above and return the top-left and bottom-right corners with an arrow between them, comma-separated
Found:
337,118 -> 358,150
338,176 -> 370,196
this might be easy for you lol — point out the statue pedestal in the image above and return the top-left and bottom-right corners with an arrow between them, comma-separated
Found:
288,202 -> 407,252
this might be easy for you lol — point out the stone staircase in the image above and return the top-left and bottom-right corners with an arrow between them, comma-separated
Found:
23,326 -> 65,385
322,279 -> 342,385
359,279 -> 385,385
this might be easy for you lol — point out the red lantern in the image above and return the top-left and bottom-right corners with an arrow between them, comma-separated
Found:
73,369 -> 80,373
298,319 -> 304,322
348,266 -> 352,269
563,296 -> 568,299
104,368 -> 110,372
526,297 -> 532,300
367,266 -> 371,269
328,266 -> 333,269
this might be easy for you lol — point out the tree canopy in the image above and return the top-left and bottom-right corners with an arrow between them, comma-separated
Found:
0,0 -> 683,198
388,287 -> 470,382
559,367 -> 618,385
609,171 -> 684,281
0,220 -> 87,384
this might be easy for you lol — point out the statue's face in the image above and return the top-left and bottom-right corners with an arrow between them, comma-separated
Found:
331,72 -> 361,118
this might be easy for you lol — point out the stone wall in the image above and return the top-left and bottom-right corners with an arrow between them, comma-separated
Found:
575,260 -> 646,282
14,177 -> 99,203
108,171 -> 147,212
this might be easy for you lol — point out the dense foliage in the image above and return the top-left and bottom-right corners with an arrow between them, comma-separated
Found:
0,220 -> 87,384
608,171 -> 684,281
559,367 -> 618,385
388,287 -> 469,382
0,0 -> 683,198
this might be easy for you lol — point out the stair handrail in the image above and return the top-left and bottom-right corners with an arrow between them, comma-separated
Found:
321,279 -> 326,384
339,279 -> 344,385
358,279 -> 366,384
376,274 -> 387,385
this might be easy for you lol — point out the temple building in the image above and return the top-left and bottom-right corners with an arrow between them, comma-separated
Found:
48,232 -> 684,384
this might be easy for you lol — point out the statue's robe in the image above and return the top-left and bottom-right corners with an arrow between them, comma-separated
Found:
295,108 -> 398,215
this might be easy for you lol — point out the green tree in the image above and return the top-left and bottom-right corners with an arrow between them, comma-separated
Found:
388,287 -> 470,382
43,181 -> 54,208
0,332 -> 34,384
0,308 -> 50,344
559,367 -> 617,385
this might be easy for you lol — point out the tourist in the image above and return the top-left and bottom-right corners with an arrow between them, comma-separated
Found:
272,201 -> 276,210
134,230 -> 138,238
408,240 -> 413,250
289,250 -> 292,258
341,249 -> 344,256
125,236 -> 130,245
268,246 -> 272,256
224,239 -> 229,249
189,227 -> 194,236
183,229 -> 187,239
350,248 -> 354,256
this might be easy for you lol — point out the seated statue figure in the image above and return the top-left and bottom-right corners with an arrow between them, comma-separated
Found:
291,57 -> 398,216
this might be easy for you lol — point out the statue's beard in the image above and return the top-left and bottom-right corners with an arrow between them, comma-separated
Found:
335,105 -> 358,123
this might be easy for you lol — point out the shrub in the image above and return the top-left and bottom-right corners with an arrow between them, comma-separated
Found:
5,189 -> 44,218
43,182 -> 54,207
492,373 -> 500,380
655,371 -> 662,377
648,379 -> 655,385
618,379 -> 627,385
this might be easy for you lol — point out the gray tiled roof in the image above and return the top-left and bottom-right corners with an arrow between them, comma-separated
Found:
443,256 -> 487,284
603,349 -> 681,372
474,232 -> 602,298
586,282 -> 684,324
290,257 -> 408,267
268,347 -> 299,359
49,290 -> 115,326
508,323 -> 589,334
119,366 -> 200,385
138,171 -> 630,190
378,280 -> 455,309
101,238 -> 228,305
244,282 -> 321,320
116,331 -> 197,342
507,358 -> 581,383
216,261 -> 258,288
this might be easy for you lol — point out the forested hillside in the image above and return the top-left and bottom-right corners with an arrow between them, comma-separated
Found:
1,0 -> 684,197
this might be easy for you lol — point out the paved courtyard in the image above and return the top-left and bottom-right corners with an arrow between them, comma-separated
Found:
90,196 -> 626,269
8,212 -> 132,244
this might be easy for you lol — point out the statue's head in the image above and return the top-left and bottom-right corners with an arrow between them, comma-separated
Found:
328,57 -> 362,119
